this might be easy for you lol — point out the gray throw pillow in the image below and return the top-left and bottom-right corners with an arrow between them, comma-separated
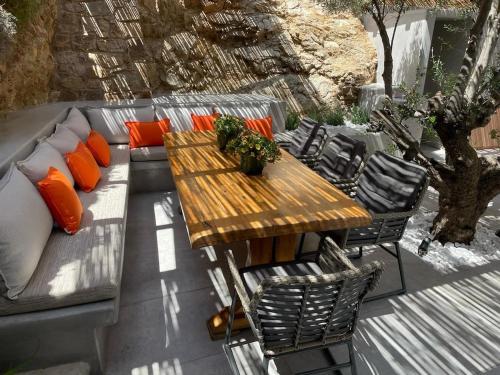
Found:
60,107 -> 91,140
44,124 -> 81,155
0,165 -> 53,299
17,141 -> 75,185
86,105 -> 155,144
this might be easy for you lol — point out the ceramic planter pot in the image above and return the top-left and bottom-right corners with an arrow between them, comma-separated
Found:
217,133 -> 229,151
240,155 -> 266,175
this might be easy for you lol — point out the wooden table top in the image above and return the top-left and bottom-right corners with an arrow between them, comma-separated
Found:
164,131 -> 372,248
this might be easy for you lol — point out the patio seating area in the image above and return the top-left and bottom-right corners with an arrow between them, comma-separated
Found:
0,96 -> 498,375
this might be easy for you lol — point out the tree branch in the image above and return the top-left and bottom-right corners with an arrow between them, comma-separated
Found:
479,154 -> 500,201
390,1 -> 405,49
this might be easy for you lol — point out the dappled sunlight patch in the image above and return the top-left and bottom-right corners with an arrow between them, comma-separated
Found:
131,359 -> 183,375
356,271 -> 500,375
400,210 -> 500,274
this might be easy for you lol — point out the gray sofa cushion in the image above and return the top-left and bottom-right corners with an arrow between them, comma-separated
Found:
154,105 -> 214,132
44,124 -> 81,155
16,142 -> 75,185
86,105 -> 155,144
130,146 -> 167,162
0,165 -> 53,300
60,107 -> 91,141
0,145 -> 130,316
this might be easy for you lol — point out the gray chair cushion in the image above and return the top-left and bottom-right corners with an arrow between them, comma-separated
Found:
242,262 -> 323,294
0,165 -> 53,300
130,146 -> 168,162
0,145 -> 130,316
355,151 -> 428,214
86,105 -> 155,144
316,134 -> 366,180
288,118 -> 322,156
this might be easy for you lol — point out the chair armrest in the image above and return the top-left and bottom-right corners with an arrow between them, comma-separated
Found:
318,236 -> 357,273
225,250 -> 251,313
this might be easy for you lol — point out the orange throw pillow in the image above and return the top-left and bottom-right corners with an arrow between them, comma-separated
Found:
86,130 -> 111,167
125,118 -> 171,149
245,116 -> 274,140
191,113 -> 219,132
65,142 -> 101,193
37,167 -> 83,235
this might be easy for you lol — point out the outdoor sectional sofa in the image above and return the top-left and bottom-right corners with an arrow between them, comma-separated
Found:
0,94 -> 286,374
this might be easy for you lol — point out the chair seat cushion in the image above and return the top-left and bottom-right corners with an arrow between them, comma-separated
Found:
0,145 -> 130,316
242,262 -> 323,294
130,146 -> 168,162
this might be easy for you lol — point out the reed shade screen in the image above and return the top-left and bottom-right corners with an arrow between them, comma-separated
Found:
164,131 -> 372,248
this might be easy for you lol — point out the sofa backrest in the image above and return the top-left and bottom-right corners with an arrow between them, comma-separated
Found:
0,94 -> 287,177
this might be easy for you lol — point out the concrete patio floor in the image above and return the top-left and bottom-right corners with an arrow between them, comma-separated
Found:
105,188 -> 500,375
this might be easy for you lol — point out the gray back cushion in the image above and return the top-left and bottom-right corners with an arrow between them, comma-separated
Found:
355,151 -> 428,213
317,134 -> 366,180
155,105 -> 214,132
0,165 -> 53,300
288,118 -> 321,156
86,105 -> 155,144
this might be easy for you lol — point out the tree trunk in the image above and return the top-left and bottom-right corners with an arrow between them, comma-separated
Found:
373,16 -> 394,98
431,126 -> 484,244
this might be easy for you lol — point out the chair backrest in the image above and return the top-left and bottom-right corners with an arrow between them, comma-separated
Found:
289,118 -> 320,154
316,134 -> 367,180
249,263 -> 382,356
355,151 -> 428,214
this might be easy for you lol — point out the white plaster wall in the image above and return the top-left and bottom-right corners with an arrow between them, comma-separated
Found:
363,9 -> 436,94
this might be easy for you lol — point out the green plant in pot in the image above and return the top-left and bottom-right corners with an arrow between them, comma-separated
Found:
227,129 -> 281,175
214,115 -> 245,151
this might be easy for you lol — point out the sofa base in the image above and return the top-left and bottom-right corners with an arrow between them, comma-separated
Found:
0,300 -> 116,374
130,160 -> 175,193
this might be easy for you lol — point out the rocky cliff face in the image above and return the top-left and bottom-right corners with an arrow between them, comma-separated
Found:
0,1 -> 57,112
51,0 -> 377,110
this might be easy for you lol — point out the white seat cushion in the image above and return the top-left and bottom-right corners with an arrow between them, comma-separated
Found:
0,165 -> 53,300
44,124 -> 81,155
16,141 -> 74,185
60,107 -> 91,141
86,106 -> 155,144
0,145 -> 130,315
130,146 -> 167,162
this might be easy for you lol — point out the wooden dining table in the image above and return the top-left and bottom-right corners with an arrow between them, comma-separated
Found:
163,130 -> 372,338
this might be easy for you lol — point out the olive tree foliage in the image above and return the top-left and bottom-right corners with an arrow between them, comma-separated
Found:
0,4 -> 16,41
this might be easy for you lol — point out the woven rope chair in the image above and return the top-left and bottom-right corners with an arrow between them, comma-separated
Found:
320,151 -> 429,301
275,117 -> 318,147
223,238 -> 383,375
313,134 -> 367,196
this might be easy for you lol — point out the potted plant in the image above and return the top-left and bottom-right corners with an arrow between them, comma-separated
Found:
214,114 -> 245,151
227,129 -> 281,175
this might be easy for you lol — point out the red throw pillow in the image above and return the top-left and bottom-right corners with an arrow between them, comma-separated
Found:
191,113 -> 219,132
245,116 -> 273,140
37,167 -> 83,235
65,142 -> 101,193
125,119 -> 171,149
86,130 -> 111,167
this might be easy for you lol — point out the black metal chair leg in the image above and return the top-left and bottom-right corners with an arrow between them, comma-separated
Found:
347,340 -> 357,375
348,246 -> 363,260
364,242 -> 407,302
395,242 -> 407,293
225,288 -> 238,346
297,233 -> 306,259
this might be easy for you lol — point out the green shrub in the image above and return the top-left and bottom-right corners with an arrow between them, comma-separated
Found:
350,105 -> 370,125
4,0 -> 42,27
305,105 -> 345,126
285,111 -> 300,130
323,106 -> 345,126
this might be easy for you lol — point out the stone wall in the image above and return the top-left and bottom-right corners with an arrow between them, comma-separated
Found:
0,1 -> 57,112
51,0 -> 377,110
